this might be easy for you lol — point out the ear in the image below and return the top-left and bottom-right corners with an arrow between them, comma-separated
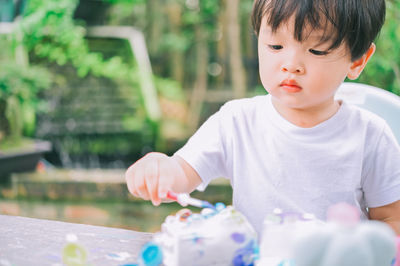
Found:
347,43 -> 376,80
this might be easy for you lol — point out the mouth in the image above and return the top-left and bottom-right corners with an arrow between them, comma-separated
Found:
280,79 -> 302,93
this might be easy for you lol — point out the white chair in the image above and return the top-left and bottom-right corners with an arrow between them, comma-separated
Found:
336,82 -> 400,144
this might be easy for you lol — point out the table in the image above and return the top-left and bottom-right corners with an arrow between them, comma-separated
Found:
0,215 -> 153,265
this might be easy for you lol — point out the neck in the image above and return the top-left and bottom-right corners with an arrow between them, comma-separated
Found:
271,99 -> 341,128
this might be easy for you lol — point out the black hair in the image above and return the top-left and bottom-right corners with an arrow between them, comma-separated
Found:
251,0 -> 386,61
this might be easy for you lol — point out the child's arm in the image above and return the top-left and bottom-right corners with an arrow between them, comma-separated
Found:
125,152 -> 202,206
369,200 -> 400,235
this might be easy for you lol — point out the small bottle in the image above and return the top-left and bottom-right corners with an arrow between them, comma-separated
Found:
62,234 -> 88,266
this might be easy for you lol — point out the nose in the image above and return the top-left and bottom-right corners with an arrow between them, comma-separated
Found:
281,58 -> 305,74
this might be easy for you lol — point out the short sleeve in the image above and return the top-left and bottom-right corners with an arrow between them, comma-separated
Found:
363,123 -> 400,207
174,106 -> 230,189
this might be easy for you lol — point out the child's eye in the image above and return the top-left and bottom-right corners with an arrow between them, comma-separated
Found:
268,45 -> 283,50
309,49 -> 328,56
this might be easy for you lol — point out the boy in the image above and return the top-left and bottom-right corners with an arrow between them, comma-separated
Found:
126,0 -> 400,235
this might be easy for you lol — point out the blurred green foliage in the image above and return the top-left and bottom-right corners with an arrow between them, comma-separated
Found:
358,0 -> 400,95
0,33 -> 52,141
154,77 -> 186,101
0,0 -> 193,161
107,0 -> 225,87
1,0 -> 138,145
104,0 -> 145,4
0,60 -> 51,139
20,0 -> 131,79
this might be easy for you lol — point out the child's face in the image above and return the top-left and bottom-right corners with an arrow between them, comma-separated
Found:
258,15 -> 357,112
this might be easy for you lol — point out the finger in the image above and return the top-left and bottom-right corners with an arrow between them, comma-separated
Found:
133,164 -> 150,200
158,159 -> 179,200
125,164 -> 139,198
144,159 -> 160,206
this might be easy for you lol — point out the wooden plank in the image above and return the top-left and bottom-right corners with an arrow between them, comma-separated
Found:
0,215 -> 153,265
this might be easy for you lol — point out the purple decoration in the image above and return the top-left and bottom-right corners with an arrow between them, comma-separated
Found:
231,232 -> 245,243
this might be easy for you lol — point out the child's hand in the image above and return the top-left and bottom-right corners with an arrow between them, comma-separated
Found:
125,152 -> 195,206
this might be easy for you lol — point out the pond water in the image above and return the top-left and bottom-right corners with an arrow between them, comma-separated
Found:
0,198 -> 207,233
0,170 -> 232,233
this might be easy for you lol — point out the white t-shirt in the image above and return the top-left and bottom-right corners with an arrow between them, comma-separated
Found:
175,94 -> 400,235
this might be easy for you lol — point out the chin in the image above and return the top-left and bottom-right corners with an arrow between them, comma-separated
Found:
272,95 -> 306,108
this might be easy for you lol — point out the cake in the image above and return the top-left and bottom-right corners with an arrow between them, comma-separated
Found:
153,203 -> 258,266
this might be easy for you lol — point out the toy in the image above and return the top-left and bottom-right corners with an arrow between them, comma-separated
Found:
258,203 -> 397,266
291,220 -> 396,266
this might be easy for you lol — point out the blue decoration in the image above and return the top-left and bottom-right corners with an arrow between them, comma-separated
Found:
232,240 -> 258,266
215,202 -> 226,211
139,242 -> 163,266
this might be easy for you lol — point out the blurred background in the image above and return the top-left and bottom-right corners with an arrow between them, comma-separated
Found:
0,0 -> 399,232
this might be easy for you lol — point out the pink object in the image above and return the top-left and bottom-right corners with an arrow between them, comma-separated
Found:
327,202 -> 360,225
166,191 -> 215,209
166,191 -> 178,201
394,237 -> 400,266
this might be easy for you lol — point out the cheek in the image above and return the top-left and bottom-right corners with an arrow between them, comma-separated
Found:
258,62 -> 272,89
259,73 -> 275,95
316,65 -> 349,86
258,51 -> 275,82
306,64 -> 349,97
